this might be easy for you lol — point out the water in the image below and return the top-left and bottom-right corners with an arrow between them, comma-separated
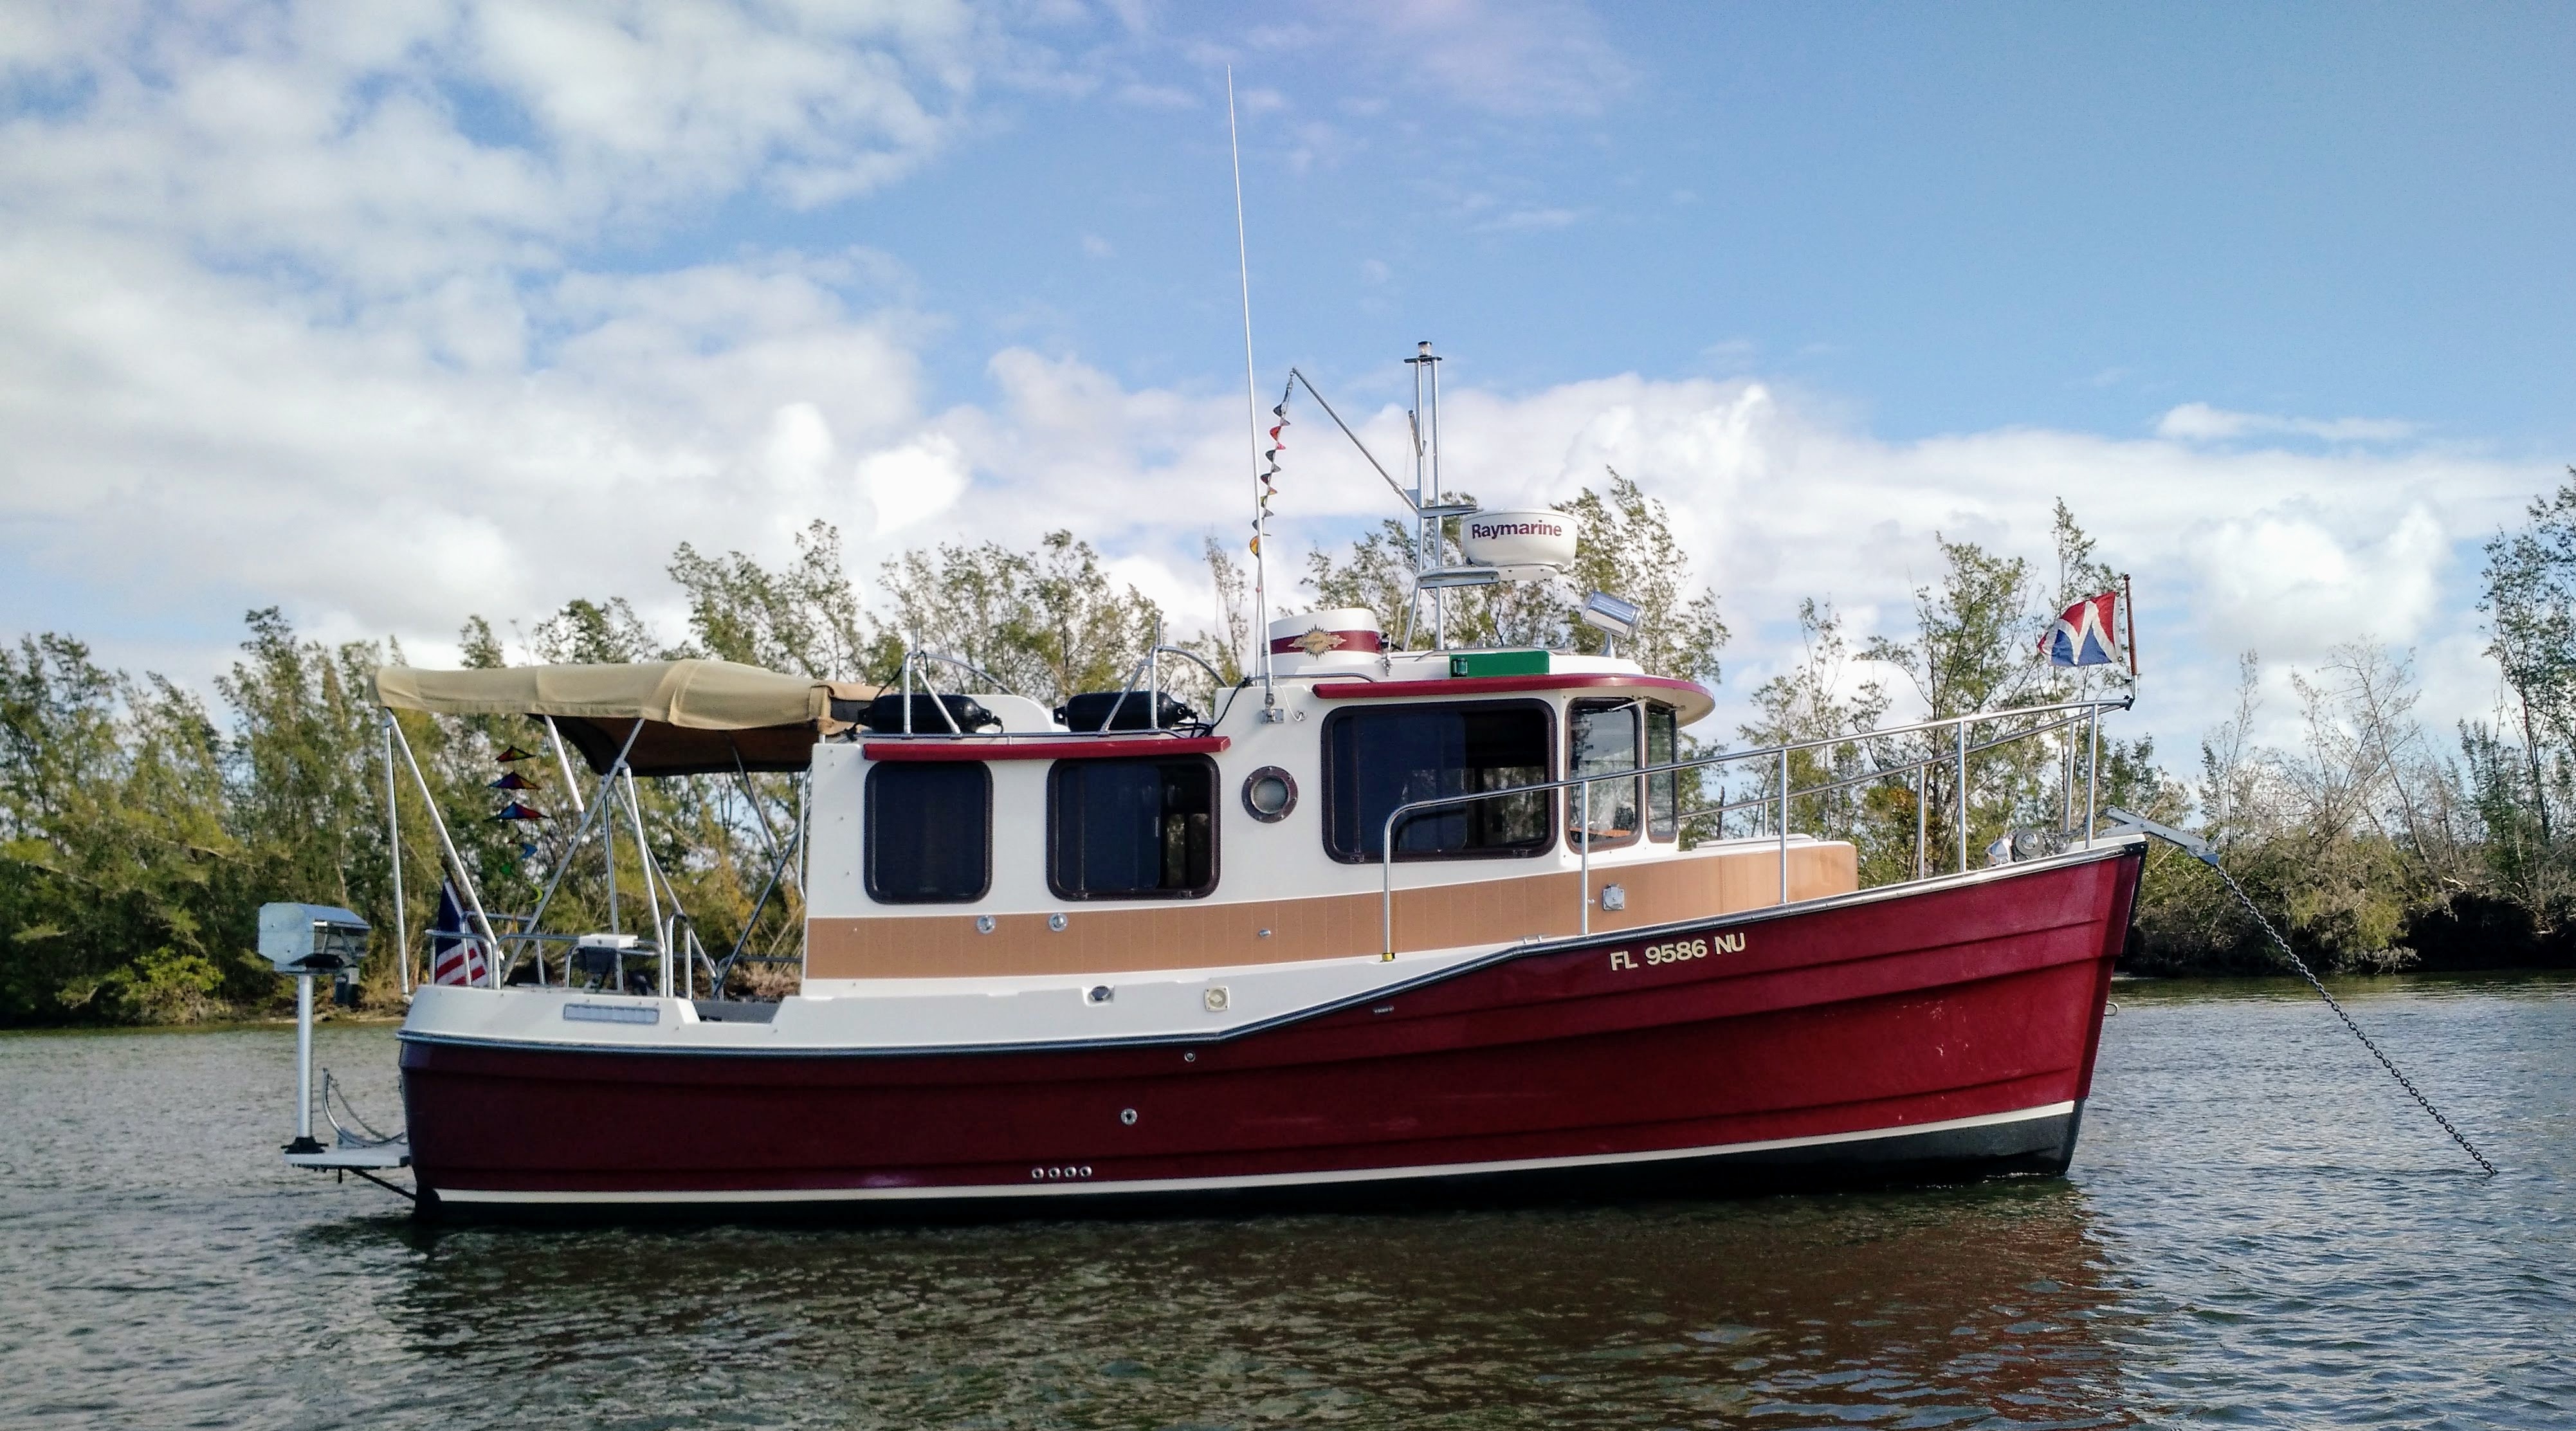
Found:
1,975 -> 2568,1430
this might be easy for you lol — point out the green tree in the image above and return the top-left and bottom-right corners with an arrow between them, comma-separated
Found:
527,597 -> 666,666
1737,600 -> 1906,873
875,530 -> 1162,704
670,520 -> 871,679
2473,469 -> 2576,888
0,637 -> 238,1022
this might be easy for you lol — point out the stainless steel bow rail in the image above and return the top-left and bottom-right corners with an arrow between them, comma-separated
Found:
1380,696 -> 2130,955
2103,808 -> 2499,1176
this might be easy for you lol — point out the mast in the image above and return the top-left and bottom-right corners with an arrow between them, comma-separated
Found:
1427,342 -> 1444,647
1405,341 -> 1442,648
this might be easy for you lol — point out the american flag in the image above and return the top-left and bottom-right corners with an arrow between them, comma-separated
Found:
428,879 -> 489,987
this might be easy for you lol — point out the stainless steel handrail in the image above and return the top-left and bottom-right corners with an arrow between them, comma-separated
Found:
1376,696 -> 2128,955
1672,705 -> 2099,826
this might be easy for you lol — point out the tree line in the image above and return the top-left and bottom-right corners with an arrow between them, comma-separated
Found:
3,471 -> 2568,1025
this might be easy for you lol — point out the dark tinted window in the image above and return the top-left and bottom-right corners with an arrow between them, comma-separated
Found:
1647,702 -> 1678,841
1569,700 -> 1642,850
1323,702 -> 1553,862
1049,758 -> 1218,898
864,761 -> 991,902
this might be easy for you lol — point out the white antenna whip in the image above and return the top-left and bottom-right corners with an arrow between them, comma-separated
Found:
1228,67 -> 1276,713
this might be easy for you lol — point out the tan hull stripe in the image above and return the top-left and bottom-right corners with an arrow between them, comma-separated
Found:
808,843 -> 1858,978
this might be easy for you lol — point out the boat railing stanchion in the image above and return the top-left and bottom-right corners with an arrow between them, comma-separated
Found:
1777,747 -> 1789,906
1578,777 -> 1592,938
620,767 -> 668,996
381,711 -> 409,996
1379,805 -> 1400,958
515,717 -> 643,965
1914,754 -> 1928,882
2061,714 -> 2075,839
2086,702 -> 2101,846
603,769 -> 619,940
385,713 -> 507,985
1954,716 -> 1970,873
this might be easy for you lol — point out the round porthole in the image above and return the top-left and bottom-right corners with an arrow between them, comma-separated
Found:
1242,766 -> 1298,823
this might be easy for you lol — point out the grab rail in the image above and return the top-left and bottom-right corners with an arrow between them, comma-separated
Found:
1378,695 -> 2128,955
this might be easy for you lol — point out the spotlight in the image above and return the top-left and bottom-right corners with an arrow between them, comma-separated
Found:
1579,590 -> 1641,641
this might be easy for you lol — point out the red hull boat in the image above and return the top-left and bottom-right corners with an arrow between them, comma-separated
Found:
398,843 -> 2139,1213
279,343 -> 2150,1219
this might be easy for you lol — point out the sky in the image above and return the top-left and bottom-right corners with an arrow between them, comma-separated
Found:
3,1 -> 2573,763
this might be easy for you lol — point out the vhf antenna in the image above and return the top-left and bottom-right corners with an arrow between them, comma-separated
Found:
1227,68 -> 1279,719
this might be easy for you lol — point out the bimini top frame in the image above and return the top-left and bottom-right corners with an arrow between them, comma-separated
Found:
373,659 -> 852,997
376,659 -> 875,776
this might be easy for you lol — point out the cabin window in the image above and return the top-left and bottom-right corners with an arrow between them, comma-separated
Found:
864,761 -> 991,903
1647,702 -> 1679,841
1569,700 -> 1643,850
1322,701 -> 1553,862
1048,757 -> 1219,899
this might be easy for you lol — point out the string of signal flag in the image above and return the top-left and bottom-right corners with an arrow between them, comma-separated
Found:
1250,376 -> 1293,556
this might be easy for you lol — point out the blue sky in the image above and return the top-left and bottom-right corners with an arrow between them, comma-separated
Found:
3,1 -> 2571,756
701,3 -> 2576,443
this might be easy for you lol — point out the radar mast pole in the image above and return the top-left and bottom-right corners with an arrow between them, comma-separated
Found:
1405,342 -> 1443,649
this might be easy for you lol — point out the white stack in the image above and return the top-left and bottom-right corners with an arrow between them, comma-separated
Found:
1267,608 -> 1385,673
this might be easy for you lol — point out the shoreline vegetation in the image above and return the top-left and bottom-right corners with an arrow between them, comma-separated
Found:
6,470 -> 2572,1026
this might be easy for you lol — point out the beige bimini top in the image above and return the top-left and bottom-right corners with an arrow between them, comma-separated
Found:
374,660 -> 875,776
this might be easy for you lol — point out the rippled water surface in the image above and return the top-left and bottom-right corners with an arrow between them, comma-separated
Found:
2,974 -> 2569,1429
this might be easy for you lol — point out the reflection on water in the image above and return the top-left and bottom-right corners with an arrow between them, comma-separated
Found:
3,973 -> 2570,1429
368,1183 -> 2126,1428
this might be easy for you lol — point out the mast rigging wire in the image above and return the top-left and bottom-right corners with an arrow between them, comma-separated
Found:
1288,367 -> 1417,510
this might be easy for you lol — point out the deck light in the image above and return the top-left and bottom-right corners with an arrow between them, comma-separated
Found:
1580,590 -> 1641,641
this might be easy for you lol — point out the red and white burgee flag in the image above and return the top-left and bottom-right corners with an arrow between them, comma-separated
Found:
428,879 -> 489,987
2042,591 -> 2121,668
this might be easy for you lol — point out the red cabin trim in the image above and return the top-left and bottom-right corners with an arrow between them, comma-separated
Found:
1311,674 -> 1713,703
863,735 -> 1231,762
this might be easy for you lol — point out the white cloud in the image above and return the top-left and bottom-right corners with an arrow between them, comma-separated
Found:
1168,370 -> 2539,754
862,435 -> 971,538
2157,401 -> 2420,444
0,1 -> 979,650
0,0 -> 2547,781
0,2 -> 986,294
1112,82 -> 1196,109
1338,0 -> 1633,117
1229,1 -> 1631,118
2188,505 -> 2449,657
1481,206 -> 1584,232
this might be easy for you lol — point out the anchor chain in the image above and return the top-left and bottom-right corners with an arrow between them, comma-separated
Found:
2093,808 -> 2503,1176
2195,861 -> 2495,1175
